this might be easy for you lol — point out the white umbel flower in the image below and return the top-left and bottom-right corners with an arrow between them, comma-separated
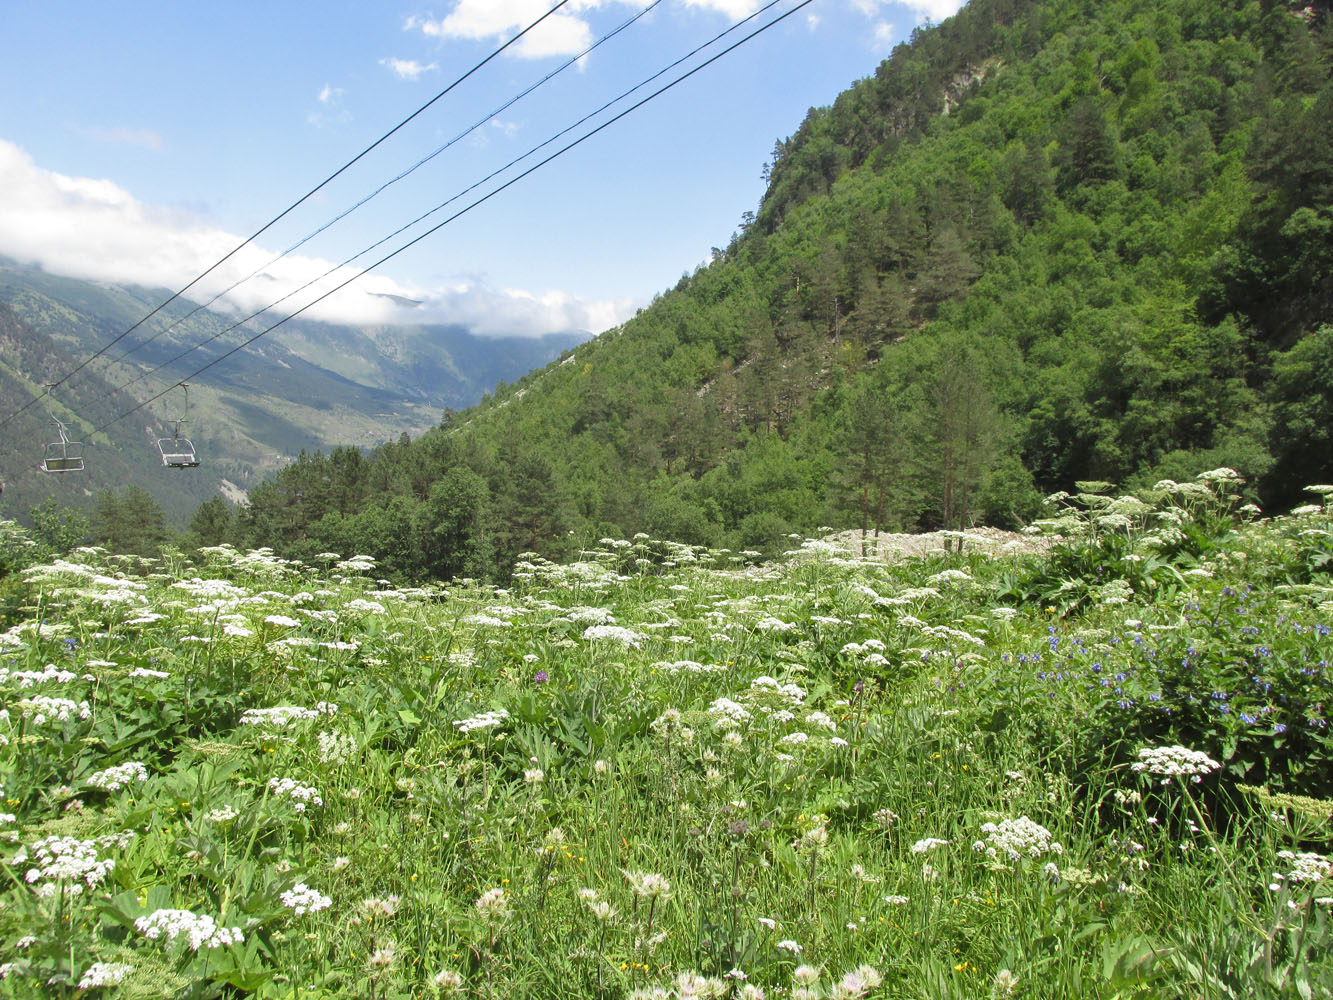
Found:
1132,745 -> 1221,783
135,909 -> 243,950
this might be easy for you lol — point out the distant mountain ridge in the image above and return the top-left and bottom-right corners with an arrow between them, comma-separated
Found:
0,258 -> 585,523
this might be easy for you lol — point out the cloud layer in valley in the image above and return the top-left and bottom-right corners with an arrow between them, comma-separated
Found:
0,139 -> 628,338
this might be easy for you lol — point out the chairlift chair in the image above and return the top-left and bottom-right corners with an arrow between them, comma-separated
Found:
158,437 -> 200,468
41,432 -> 85,473
38,386 -> 85,473
157,382 -> 200,468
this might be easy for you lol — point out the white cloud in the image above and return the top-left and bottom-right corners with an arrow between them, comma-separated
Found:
902,0 -> 964,23
0,139 -> 628,337
681,0 -> 760,18
72,125 -> 165,151
430,279 -> 633,336
379,57 -> 439,79
872,20 -> 897,50
310,85 -> 351,128
410,1 -> 647,59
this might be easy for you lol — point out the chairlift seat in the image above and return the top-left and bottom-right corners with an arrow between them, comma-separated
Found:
41,455 -> 85,473
41,441 -> 85,473
158,437 -> 199,468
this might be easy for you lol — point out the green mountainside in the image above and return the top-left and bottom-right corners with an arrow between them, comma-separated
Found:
228,0 -> 1333,581
0,260 -> 583,525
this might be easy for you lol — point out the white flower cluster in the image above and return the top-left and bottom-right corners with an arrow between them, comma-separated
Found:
568,606 -> 615,625
708,698 -> 752,726
281,883 -> 333,915
625,870 -> 672,900
128,667 -> 170,679
344,598 -> 386,615
14,695 -> 91,727
1277,850 -> 1330,884
263,614 -> 300,628
474,887 -> 511,925
86,761 -> 148,791
973,816 -> 1064,862
631,971 -> 769,1000
1131,745 -> 1221,783
453,708 -> 509,734
0,664 -> 81,687
653,659 -> 726,675
805,711 -> 837,731
359,893 -> 402,917
582,624 -> 646,648
782,963 -> 882,1000
267,777 -> 324,811
78,962 -> 133,988
135,908 -> 244,950
911,838 -> 950,855
20,835 -> 121,896
748,676 -> 807,704
317,729 -> 358,764
239,704 -> 335,729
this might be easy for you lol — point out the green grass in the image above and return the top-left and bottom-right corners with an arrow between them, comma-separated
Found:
0,473 -> 1330,998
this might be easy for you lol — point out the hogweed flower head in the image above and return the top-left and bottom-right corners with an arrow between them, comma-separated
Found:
973,817 -> 1063,862
453,708 -> 509,734
20,834 -> 125,896
267,777 -> 323,811
135,909 -> 243,950
86,761 -> 148,791
280,883 -> 333,916
1132,745 -> 1220,784
1278,850 -> 1330,884
911,837 -> 949,854
78,963 -> 133,989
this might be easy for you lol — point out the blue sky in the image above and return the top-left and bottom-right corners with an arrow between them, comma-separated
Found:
0,0 -> 961,337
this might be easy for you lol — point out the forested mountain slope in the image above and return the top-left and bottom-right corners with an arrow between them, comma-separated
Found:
233,0 -> 1333,580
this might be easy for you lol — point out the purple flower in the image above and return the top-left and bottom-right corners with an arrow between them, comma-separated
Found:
533,670 -> 548,684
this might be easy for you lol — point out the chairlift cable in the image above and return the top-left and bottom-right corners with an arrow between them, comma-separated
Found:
0,0 -> 577,432
95,0 -> 816,434
89,0 -> 793,411
90,0 -> 668,382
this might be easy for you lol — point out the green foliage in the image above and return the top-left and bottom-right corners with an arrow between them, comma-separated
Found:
90,486 -> 168,557
28,496 -> 90,555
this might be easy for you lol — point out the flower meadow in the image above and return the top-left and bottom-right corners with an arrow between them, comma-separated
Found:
0,473 -> 1330,998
